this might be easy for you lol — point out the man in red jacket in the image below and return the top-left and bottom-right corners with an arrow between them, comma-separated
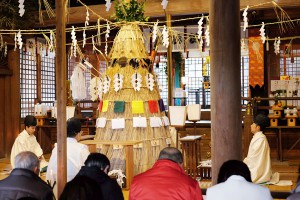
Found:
129,147 -> 203,200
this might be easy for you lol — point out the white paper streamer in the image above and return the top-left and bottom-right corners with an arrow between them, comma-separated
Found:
103,75 -> 111,94
114,73 -> 124,92
71,26 -> 77,57
243,6 -> 249,31
14,33 -> 17,51
205,17 -> 210,47
131,72 -> 142,91
259,22 -> 266,44
197,16 -> 204,39
274,37 -> 281,55
18,0 -> 25,17
162,25 -> 169,48
152,20 -> 159,43
89,77 -> 100,101
146,73 -> 155,91
161,0 -> 168,10
17,30 -> 23,50
85,9 -> 89,26
70,64 -> 87,100
105,0 -> 112,11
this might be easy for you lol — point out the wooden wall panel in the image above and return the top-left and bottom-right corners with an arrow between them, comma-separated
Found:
4,50 -> 21,158
0,77 -> 5,158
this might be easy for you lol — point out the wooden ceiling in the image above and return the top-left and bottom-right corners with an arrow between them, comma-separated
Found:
39,0 -> 300,26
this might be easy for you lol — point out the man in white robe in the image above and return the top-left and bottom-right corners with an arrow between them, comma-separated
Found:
244,114 -> 272,183
10,115 -> 46,169
46,117 -> 90,182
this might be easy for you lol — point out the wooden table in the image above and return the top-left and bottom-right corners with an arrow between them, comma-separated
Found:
80,140 -> 141,190
266,126 -> 300,161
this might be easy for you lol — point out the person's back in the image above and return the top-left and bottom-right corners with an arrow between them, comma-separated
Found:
0,151 -> 54,200
59,176 -> 102,200
129,147 -> 203,200
206,160 -> 272,200
76,153 -> 124,200
46,117 -> 90,182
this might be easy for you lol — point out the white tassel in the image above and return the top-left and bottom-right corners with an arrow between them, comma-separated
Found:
70,64 -> 87,100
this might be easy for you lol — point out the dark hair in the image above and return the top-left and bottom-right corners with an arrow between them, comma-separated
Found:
84,153 -> 110,171
253,114 -> 270,131
67,117 -> 81,137
18,197 -> 38,200
24,115 -> 37,127
217,160 -> 252,183
59,176 -> 102,200
158,147 -> 183,164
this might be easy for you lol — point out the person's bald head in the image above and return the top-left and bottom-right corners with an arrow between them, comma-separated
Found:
158,147 -> 183,164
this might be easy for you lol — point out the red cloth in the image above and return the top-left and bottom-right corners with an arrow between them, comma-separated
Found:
129,160 -> 203,200
98,101 -> 103,112
148,100 -> 158,113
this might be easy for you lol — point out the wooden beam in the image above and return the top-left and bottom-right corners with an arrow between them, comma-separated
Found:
39,0 -> 300,26
55,0 -> 67,197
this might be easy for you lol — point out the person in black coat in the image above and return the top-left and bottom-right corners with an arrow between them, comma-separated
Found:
76,153 -> 124,200
0,151 -> 54,200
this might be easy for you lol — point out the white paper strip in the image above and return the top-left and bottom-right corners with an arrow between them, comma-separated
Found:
150,117 -> 162,127
96,117 -> 107,128
133,117 -> 147,128
112,118 -> 125,129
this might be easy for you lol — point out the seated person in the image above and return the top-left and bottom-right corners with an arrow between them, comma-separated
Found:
0,151 -> 54,200
76,153 -> 124,200
59,176 -> 102,200
11,115 -> 47,169
206,160 -> 273,200
46,117 -> 90,182
244,114 -> 272,183
129,147 -> 203,200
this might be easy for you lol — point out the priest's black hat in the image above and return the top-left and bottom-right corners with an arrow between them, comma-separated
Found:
254,114 -> 270,130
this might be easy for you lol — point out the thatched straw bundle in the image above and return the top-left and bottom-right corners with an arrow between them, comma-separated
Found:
95,23 -> 172,175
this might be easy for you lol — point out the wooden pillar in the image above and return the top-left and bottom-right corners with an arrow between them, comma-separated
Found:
166,14 -> 173,107
210,0 -> 241,184
56,0 -> 67,196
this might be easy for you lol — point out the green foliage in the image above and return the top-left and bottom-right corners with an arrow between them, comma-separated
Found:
113,0 -> 149,22
0,0 -> 42,29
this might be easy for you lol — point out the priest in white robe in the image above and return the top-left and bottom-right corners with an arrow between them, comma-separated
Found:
244,114 -> 272,184
10,115 -> 46,169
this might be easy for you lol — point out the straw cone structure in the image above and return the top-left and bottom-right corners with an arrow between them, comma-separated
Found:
95,23 -> 172,175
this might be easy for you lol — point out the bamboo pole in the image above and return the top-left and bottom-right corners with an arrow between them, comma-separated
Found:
55,0 -> 67,197
166,14 -> 173,107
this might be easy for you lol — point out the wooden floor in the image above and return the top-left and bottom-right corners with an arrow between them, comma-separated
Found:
0,155 -> 299,200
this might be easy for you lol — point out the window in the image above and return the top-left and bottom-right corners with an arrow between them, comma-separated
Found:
241,56 -> 249,104
41,54 -> 56,106
280,48 -> 300,76
20,52 -> 37,118
154,55 -> 168,108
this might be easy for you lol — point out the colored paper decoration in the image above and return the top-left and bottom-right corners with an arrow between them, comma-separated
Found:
158,99 -> 165,112
98,101 -> 103,111
114,101 -> 125,113
148,100 -> 158,113
102,100 -> 109,112
132,101 -> 144,114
